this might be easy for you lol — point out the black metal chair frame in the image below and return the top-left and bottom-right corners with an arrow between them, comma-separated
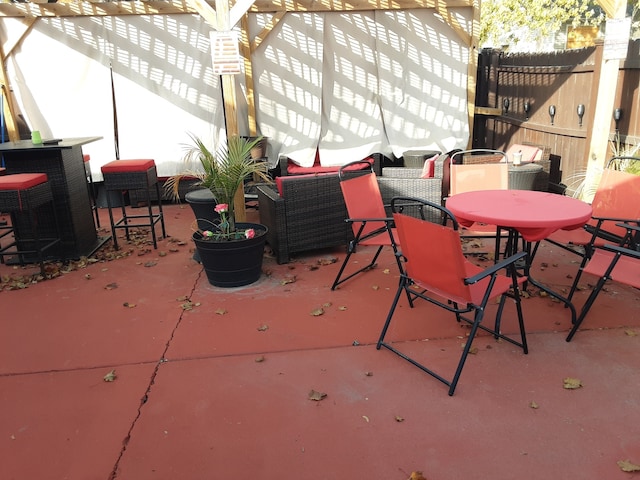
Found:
566,223 -> 640,342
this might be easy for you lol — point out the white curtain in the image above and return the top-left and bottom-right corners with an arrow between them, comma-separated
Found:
1,9 -> 470,174
250,9 -> 471,167
1,14 -> 225,179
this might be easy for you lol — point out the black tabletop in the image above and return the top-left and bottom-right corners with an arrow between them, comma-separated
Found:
0,136 -> 103,151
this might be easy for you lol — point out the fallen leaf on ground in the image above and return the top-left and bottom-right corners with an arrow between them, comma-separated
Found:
310,308 -> 324,316
308,389 -> 327,401
395,415 -> 405,422
144,261 -> 157,267
618,460 -> 640,472
529,401 -> 539,409
624,329 -> 638,336
338,306 -> 347,311
317,257 -> 337,266
103,369 -> 117,382
215,308 -> 227,315
257,324 -> 269,331
408,471 -> 427,480
563,377 -> 583,389
181,301 -> 194,311
255,355 -> 266,363
123,302 -> 136,308
281,275 -> 297,285
104,282 -> 118,290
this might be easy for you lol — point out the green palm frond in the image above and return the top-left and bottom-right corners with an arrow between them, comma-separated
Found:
165,134 -> 270,219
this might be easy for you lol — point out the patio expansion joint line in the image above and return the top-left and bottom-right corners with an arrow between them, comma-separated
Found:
107,268 -> 203,480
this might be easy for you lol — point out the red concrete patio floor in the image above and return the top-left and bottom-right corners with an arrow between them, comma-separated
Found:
1,203 -> 640,480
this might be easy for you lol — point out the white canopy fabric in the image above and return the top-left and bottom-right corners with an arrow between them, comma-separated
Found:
1,14 -> 225,179
250,9 -> 471,167
1,9 -> 470,175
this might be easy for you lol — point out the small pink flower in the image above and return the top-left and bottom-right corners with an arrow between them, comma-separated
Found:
215,203 -> 228,213
202,230 -> 214,238
244,229 -> 255,239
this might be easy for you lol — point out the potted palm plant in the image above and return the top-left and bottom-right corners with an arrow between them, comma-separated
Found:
166,134 -> 271,287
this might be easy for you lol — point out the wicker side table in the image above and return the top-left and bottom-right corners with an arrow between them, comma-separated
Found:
508,163 -> 543,190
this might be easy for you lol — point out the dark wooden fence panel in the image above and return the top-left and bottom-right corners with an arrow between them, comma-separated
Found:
474,40 -> 640,184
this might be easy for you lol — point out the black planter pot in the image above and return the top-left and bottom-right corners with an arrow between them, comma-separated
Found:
192,222 -> 268,288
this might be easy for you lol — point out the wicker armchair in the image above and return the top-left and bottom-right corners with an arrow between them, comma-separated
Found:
257,174 -> 354,264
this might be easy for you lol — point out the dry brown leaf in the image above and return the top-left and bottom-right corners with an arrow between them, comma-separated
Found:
104,282 -> 118,290
103,369 -> 117,382
257,324 -> 269,331
529,401 -> 539,409
365,371 -> 373,376
372,285 -> 380,290
624,329 -> 638,336
215,308 -> 228,315
176,295 -> 189,301
383,268 -> 390,274
144,261 -> 157,267
617,459 -> 640,472
123,302 -> 136,308
308,389 -> 327,401
338,306 -> 348,311
310,308 -> 324,316
317,257 -> 337,266
255,355 -> 266,363
409,471 -> 427,480
395,415 -> 405,422
563,377 -> 583,389
281,275 -> 297,285
84,274 -> 92,280
181,301 -> 194,311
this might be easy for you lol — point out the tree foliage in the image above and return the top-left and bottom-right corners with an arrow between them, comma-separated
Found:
480,0 -> 608,48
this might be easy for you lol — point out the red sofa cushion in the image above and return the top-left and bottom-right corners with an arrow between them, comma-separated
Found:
286,153 -> 374,175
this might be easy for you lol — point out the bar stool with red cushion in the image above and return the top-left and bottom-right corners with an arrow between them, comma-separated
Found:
100,159 -> 166,249
0,173 -> 62,274
83,154 -> 100,228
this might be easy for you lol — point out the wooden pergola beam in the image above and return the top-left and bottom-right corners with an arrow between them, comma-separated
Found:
0,0 -> 474,18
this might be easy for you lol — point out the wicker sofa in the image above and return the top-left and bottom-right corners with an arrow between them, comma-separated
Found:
377,152 -> 451,208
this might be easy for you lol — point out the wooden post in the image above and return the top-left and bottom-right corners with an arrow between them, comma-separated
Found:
582,0 -> 627,202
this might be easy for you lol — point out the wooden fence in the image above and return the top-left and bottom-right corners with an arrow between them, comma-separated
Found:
473,39 -> 640,184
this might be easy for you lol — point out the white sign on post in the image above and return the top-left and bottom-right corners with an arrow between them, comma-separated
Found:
603,17 -> 632,60
210,31 -> 242,75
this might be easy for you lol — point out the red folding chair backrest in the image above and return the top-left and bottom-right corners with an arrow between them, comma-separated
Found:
449,163 -> 509,196
340,173 -> 389,238
393,212 -> 472,304
589,168 -> 640,239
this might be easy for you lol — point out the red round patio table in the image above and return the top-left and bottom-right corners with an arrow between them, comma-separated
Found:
446,189 -> 593,324
446,189 -> 593,242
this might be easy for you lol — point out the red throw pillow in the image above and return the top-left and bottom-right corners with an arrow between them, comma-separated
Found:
420,154 -> 440,178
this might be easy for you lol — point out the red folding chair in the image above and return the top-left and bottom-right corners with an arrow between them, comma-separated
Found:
331,160 -> 401,290
541,156 -> 640,302
377,197 -> 528,396
566,223 -> 640,342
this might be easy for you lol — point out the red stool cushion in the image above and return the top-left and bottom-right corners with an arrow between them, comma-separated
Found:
83,154 -> 90,163
101,159 -> 155,174
0,173 -> 48,190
